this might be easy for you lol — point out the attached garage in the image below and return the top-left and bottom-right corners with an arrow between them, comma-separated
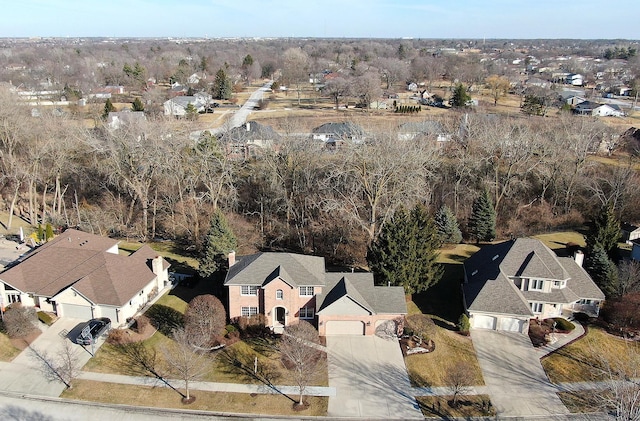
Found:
61,303 -> 93,320
499,317 -> 525,333
99,306 -> 119,324
472,314 -> 497,330
325,320 -> 365,335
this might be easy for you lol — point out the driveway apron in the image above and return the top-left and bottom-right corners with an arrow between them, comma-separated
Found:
0,317 -> 99,396
326,335 -> 422,419
471,330 -> 569,417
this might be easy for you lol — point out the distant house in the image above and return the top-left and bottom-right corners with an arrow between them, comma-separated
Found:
107,110 -> 146,130
397,120 -> 451,143
406,82 -> 418,92
622,223 -> 640,244
311,122 -> 365,148
525,77 -> 550,88
0,229 -> 170,325
463,238 -> 604,334
218,121 -> 280,160
163,92 -> 211,116
565,95 -> 586,106
574,101 -> 624,117
224,252 -> 407,335
566,74 -> 584,86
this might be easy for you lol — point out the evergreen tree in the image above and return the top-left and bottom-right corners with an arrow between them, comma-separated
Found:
468,190 -> 496,243
435,205 -> 462,244
586,203 -> 620,259
132,97 -> 144,112
367,204 -> 443,295
521,94 -> 546,116
45,223 -> 54,241
585,244 -> 619,297
102,98 -> 115,119
198,210 -> 237,278
185,103 -> 199,121
213,68 -> 232,100
450,83 -> 471,107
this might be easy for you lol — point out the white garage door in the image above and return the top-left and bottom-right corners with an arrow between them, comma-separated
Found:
99,307 -> 119,324
473,314 -> 497,330
325,320 -> 365,335
500,318 -> 524,333
61,303 -> 93,320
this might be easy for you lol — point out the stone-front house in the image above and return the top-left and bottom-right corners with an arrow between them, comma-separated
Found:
463,238 -> 604,334
224,252 -> 407,335
0,229 -> 170,325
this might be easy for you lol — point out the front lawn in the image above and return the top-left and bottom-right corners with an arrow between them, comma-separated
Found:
0,333 -> 21,361
62,379 -> 328,416
542,325 -> 640,383
417,395 -> 495,418
404,322 -> 483,387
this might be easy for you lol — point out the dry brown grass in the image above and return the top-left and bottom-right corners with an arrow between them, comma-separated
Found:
542,326 -> 640,383
405,324 -> 484,387
62,379 -> 328,416
0,333 -> 21,361
557,390 -> 602,413
417,395 -> 495,418
532,231 -> 586,250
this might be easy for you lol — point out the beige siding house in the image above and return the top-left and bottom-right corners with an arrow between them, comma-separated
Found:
0,229 -> 170,326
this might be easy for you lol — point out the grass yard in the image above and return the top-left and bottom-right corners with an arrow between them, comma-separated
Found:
532,231 -> 586,253
557,390 -> 603,414
416,395 -> 495,418
62,379 -> 328,416
542,326 -> 640,383
404,322 -> 483,387
0,333 -> 21,361
118,240 -> 199,274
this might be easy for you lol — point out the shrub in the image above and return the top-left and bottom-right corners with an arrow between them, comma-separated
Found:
4,304 -> 38,338
132,315 -> 150,333
37,311 -> 55,326
551,317 -> 575,332
405,314 -> 437,341
106,329 -> 130,345
457,314 -> 471,335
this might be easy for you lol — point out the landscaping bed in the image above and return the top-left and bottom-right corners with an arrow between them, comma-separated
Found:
417,395 -> 495,418
528,317 -> 576,347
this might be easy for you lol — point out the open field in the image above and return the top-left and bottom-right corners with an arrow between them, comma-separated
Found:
62,379 -> 328,416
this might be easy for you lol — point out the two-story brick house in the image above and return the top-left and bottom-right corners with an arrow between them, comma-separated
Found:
224,252 -> 407,335
462,238 -> 605,334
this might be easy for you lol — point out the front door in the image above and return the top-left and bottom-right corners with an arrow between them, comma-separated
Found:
275,306 -> 286,326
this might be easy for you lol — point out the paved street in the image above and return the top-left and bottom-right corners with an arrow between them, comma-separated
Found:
471,329 -> 570,417
326,335 -> 422,419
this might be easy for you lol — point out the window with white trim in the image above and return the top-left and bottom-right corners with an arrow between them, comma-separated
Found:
299,286 -> 314,296
241,285 -> 259,296
530,279 -> 544,291
530,302 -> 543,313
299,307 -> 314,319
241,307 -> 259,317
5,293 -> 21,304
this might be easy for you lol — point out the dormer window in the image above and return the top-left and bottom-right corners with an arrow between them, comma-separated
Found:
552,280 -> 566,289
276,289 -> 283,300
530,279 -> 544,291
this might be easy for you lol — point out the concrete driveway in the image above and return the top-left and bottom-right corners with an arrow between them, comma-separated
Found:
471,330 -> 569,417
326,335 -> 422,419
0,317 -> 104,396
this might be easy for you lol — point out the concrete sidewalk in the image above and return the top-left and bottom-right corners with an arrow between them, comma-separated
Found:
536,320 -> 586,357
78,371 -> 335,397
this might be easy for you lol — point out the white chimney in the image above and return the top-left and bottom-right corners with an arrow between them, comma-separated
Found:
574,250 -> 584,267
228,250 -> 236,267
152,255 -> 163,275
246,122 -> 250,132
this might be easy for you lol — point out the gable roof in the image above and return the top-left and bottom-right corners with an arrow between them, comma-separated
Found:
463,238 -> 604,316
312,122 -> 364,137
317,273 -> 407,315
0,229 -> 167,307
219,121 -> 281,143
224,252 -> 326,287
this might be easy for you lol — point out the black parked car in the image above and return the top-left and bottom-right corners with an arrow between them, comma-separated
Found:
76,317 -> 111,345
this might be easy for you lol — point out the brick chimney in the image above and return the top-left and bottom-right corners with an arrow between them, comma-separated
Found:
228,250 -> 236,267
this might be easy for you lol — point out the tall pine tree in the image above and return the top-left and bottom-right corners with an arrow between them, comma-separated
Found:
450,83 -> 471,107
102,98 -> 115,119
435,205 -> 462,244
586,203 -> 620,259
367,204 -> 443,295
468,190 -> 496,243
198,210 -> 237,278
212,68 -> 232,100
585,244 -> 619,298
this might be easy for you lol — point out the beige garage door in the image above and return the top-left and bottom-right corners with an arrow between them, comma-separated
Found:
325,320 -> 365,335
473,314 -> 497,330
61,303 -> 93,320
499,318 -> 524,333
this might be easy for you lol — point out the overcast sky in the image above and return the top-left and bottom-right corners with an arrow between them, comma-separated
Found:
2,0 -> 638,39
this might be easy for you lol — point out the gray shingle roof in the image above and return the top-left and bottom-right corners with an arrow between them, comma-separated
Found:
224,252 -> 326,287
463,238 -> 604,316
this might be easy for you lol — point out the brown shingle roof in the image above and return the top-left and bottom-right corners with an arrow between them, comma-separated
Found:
0,229 -> 166,307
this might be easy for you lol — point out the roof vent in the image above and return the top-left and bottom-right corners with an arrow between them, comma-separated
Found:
492,254 -> 500,261
471,270 -> 478,276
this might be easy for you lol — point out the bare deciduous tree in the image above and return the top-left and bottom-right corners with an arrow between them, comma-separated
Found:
278,321 -> 324,407
444,361 -> 475,407
4,304 -> 38,338
161,327 -> 210,403
281,48 -> 309,105
184,294 -> 226,348
30,340 -> 81,389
